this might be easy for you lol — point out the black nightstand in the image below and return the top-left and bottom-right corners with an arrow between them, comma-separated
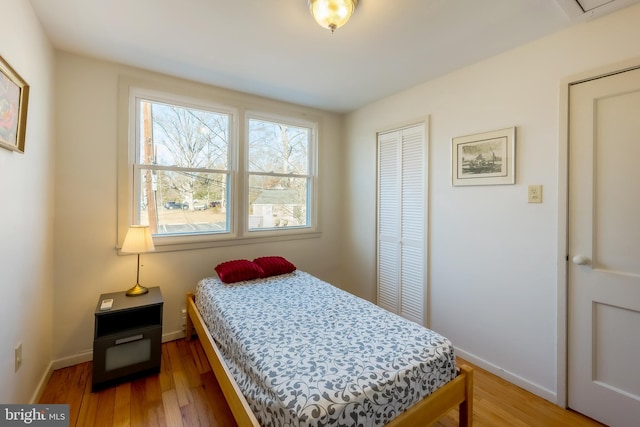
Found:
92,287 -> 163,391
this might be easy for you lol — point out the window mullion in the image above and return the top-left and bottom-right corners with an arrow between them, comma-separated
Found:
137,164 -> 229,175
248,171 -> 312,179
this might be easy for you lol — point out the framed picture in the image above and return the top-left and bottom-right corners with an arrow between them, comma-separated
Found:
0,55 -> 29,153
452,127 -> 515,186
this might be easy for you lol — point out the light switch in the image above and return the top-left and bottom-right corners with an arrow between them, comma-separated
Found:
528,185 -> 542,203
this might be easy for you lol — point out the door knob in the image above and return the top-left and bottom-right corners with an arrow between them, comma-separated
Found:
572,255 -> 590,265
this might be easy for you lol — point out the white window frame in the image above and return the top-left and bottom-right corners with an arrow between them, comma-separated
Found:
244,111 -> 318,237
117,77 -> 320,252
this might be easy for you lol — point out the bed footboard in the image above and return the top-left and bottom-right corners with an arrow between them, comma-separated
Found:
385,364 -> 473,427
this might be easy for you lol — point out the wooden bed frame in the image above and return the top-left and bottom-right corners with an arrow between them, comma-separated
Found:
186,292 -> 473,426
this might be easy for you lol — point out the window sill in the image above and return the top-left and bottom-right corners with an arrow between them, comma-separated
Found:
117,230 -> 321,254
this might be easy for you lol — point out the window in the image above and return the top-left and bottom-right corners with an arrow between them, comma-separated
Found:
119,82 -> 319,250
133,94 -> 232,237
247,115 -> 315,231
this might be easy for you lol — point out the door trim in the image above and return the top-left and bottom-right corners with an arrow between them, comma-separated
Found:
557,56 -> 640,407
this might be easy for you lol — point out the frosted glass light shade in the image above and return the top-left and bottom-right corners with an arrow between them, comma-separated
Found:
121,225 -> 155,254
309,0 -> 358,33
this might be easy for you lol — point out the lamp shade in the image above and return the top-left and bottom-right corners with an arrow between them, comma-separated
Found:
121,225 -> 155,254
309,0 -> 358,32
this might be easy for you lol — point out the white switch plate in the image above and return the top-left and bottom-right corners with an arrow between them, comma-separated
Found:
528,185 -> 543,203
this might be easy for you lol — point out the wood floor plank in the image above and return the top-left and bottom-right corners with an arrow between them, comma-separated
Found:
94,386 -> 116,427
68,363 -> 92,426
177,338 -> 204,387
159,344 -> 174,392
165,341 -> 183,372
146,402 -> 166,427
129,377 -> 147,427
145,375 -> 163,406
179,401 -> 202,427
172,370 -> 193,408
39,339 -> 606,427
145,375 -> 165,427
190,338 -> 211,375
191,383 -> 217,427
74,370 -> 99,427
38,369 -> 66,404
161,389 -> 184,427
112,382 -> 131,427
201,370 -> 236,427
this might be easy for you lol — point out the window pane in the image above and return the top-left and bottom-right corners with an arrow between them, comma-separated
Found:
138,169 -> 229,235
248,118 -> 309,174
139,100 -> 230,170
248,175 -> 308,229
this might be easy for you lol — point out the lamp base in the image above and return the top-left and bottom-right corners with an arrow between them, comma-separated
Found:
126,283 -> 149,296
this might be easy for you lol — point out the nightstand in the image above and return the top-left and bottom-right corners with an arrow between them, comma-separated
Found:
92,287 -> 163,391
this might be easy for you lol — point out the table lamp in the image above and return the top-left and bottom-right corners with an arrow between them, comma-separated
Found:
121,225 -> 155,296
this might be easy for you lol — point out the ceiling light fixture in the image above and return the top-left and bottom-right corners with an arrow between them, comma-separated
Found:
309,0 -> 359,33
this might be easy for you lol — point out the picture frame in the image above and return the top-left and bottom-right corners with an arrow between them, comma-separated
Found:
452,127 -> 515,186
0,55 -> 30,153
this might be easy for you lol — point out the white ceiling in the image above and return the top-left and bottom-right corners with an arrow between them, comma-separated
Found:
27,0 -> 640,113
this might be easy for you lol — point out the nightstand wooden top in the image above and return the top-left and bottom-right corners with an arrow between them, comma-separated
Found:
95,286 -> 163,315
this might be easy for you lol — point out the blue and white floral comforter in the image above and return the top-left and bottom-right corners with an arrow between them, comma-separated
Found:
195,270 -> 457,427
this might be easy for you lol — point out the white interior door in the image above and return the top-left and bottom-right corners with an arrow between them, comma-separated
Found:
568,66 -> 640,427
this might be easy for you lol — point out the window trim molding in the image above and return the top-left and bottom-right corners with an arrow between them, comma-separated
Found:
244,110 -> 319,236
130,87 -> 238,242
117,76 -> 321,252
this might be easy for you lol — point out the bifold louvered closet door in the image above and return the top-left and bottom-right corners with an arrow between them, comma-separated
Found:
377,123 -> 427,325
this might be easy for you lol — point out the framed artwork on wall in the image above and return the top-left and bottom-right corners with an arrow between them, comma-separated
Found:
0,55 -> 29,153
452,127 -> 515,186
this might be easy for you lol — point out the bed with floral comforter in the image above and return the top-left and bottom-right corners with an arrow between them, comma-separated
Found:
195,270 -> 457,427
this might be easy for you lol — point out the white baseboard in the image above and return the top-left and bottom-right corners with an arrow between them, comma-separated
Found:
51,349 -> 93,371
45,330 -> 186,377
455,347 -> 558,404
162,330 -> 185,343
30,361 -> 54,404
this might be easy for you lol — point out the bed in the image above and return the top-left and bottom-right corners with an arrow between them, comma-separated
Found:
185,258 -> 472,426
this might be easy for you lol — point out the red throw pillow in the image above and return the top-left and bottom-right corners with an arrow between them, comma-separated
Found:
215,259 -> 264,284
253,256 -> 296,278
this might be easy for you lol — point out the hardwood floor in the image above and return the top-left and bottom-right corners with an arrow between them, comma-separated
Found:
39,339 -> 235,427
39,338 -> 605,427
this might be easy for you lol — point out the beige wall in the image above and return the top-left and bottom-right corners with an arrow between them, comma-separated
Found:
52,53 -> 344,365
342,4 -> 640,403
0,0 -> 55,403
